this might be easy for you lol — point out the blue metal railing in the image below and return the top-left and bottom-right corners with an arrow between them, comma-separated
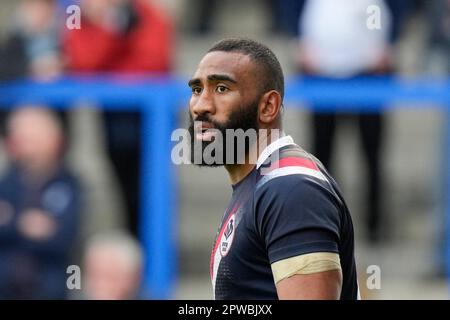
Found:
1,76 -> 449,298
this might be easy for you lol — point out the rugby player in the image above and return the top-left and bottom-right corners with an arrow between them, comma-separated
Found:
188,38 -> 359,300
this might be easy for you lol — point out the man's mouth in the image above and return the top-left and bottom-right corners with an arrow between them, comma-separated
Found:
194,122 -> 217,141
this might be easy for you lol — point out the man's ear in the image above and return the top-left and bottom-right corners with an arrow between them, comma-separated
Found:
258,90 -> 282,125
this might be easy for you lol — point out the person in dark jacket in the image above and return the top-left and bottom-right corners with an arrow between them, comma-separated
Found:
0,106 -> 81,299
63,0 -> 174,235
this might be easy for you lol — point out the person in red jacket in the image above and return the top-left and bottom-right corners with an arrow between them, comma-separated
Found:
64,0 -> 174,236
64,0 -> 173,73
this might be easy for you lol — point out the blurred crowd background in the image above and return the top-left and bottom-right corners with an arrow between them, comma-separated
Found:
0,0 -> 449,299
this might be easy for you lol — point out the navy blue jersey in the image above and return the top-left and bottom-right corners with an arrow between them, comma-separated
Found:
210,136 -> 358,299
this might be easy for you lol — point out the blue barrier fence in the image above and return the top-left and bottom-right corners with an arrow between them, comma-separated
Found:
0,76 -> 449,298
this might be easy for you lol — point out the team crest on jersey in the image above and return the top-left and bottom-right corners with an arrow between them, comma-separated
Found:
220,213 -> 236,257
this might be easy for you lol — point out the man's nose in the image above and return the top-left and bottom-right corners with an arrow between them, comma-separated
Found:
191,90 -> 215,117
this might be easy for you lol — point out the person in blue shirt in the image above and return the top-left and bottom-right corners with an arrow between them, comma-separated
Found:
0,106 -> 81,299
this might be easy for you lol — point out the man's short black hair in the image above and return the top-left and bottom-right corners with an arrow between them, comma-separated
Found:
208,38 -> 285,101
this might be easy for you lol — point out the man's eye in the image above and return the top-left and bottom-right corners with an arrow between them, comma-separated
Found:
192,87 -> 202,95
216,85 -> 228,93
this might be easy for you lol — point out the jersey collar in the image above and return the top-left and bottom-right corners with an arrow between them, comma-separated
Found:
256,134 -> 295,169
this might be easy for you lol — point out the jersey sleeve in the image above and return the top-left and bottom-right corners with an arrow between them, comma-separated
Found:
255,175 -> 342,264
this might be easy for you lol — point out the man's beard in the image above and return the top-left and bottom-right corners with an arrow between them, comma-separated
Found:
188,100 -> 259,167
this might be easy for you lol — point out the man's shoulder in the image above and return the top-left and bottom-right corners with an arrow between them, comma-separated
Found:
253,143 -> 344,210
254,171 -> 333,207
256,144 -> 330,192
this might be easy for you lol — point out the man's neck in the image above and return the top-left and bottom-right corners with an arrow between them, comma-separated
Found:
18,161 -> 60,185
225,162 -> 255,186
224,128 -> 283,185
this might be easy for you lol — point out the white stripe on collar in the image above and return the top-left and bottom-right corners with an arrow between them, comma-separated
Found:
256,134 -> 295,169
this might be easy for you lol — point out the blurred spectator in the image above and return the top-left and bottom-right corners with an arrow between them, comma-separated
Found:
297,0 -> 411,243
83,231 -> 144,300
0,0 -> 62,82
192,0 -> 217,34
64,0 -> 172,72
64,0 -> 174,236
0,106 -> 81,299
192,0 -> 302,36
269,0 -> 304,36
428,0 -> 450,72
426,0 -> 450,277
0,0 -> 65,142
